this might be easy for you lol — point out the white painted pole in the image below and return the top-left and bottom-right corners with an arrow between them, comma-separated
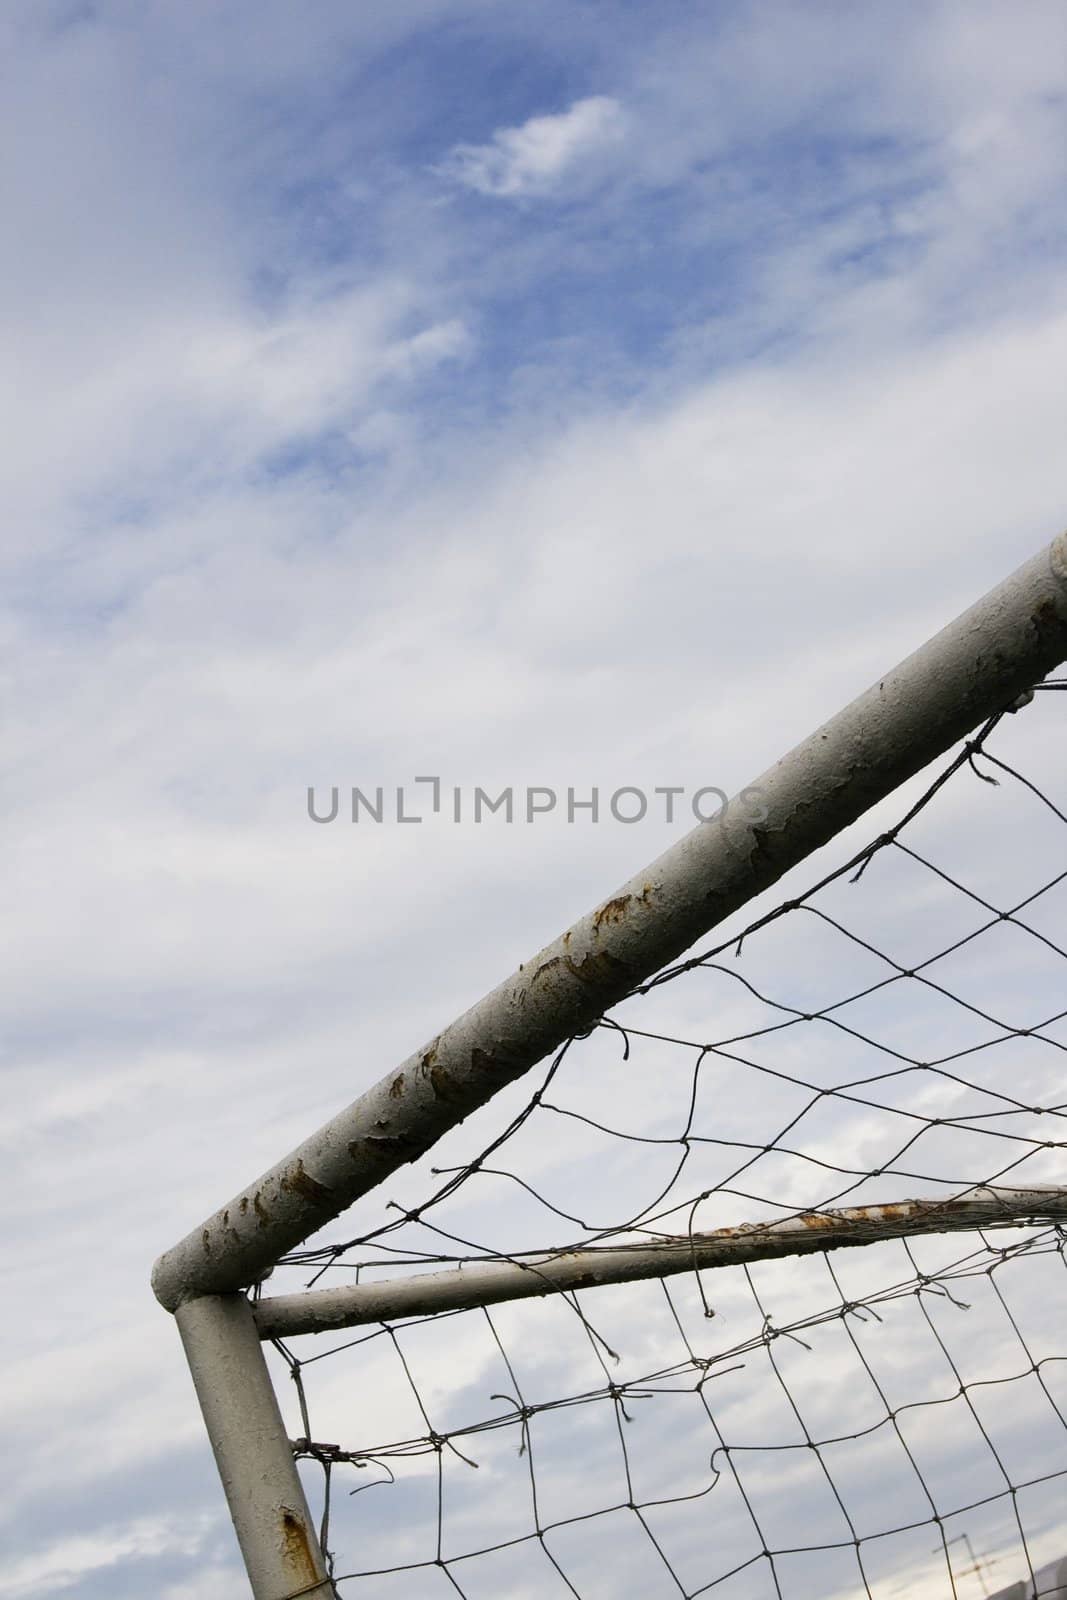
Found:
252,1187 -> 1067,1339
154,534 -> 1067,1310
175,1295 -> 335,1600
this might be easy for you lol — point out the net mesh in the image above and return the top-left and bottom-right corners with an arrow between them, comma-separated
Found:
261,683 -> 1067,1600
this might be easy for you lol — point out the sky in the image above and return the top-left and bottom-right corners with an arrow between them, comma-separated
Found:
3,2 -> 1067,1596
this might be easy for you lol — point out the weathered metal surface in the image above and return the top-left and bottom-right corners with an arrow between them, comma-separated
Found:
153,533 -> 1067,1310
175,1294 -> 335,1599
252,1186 -> 1067,1338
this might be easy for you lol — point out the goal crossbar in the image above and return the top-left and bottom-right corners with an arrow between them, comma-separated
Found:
153,534 -> 1067,1312
253,1187 -> 1067,1338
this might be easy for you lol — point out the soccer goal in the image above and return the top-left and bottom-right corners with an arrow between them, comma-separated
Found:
154,535 -> 1067,1600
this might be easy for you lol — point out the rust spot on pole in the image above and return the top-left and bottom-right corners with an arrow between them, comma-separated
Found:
594,894 -> 632,929
388,1073 -> 406,1099
1033,597 -> 1061,635
565,948 -> 630,987
278,1506 -> 322,1587
470,1046 -> 515,1078
280,1162 -> 333,1207
430,1064 -> 466,1102
348,1131 -> 424,1165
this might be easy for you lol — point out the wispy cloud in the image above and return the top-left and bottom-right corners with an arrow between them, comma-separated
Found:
0,1515 -> 217,1599
438,94 -> 626,197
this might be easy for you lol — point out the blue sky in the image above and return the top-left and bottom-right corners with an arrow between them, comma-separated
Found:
3,2 -> 1067,1596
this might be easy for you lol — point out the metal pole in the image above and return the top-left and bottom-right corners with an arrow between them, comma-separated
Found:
175,1294 -> 334,1600
252,1187 -> 1067,1339
153,533 -> 1067,1310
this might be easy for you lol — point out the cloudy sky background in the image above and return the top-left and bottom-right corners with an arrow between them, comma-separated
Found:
4,1 -> 1067,1595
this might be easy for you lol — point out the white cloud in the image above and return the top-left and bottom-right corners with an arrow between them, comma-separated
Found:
0,279 -> 470,577
0,1516 -> 216,1599
158,1566 -> 244,1600
439,94 -> 626,198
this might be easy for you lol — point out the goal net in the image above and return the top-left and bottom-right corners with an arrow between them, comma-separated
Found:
253,683 -> 1067,1600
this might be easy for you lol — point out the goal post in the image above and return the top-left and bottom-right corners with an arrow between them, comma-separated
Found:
175,1293 -> 335,1600
154,533 -> 1067,1600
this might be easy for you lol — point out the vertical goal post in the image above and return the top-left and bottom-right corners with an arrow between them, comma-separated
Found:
154,533 -> 1067,1600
